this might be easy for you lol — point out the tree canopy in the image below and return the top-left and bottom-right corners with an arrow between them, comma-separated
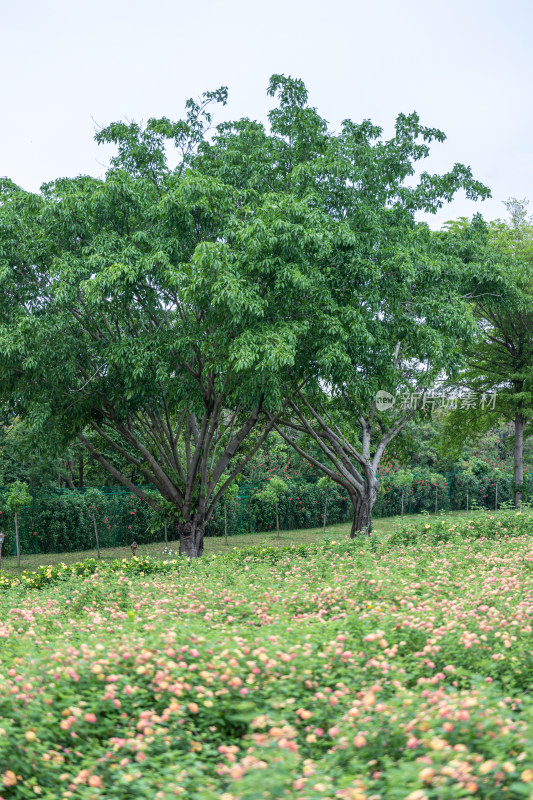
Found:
0,75 -> 490,553
438,200 -> 533,506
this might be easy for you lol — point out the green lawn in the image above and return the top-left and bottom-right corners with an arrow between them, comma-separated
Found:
0,508 -> 487,575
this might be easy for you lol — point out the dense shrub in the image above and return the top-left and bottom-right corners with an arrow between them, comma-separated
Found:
0,489 -> 160,557
207,480 -> 350,537
0,482 -> 350,558
2,530 -> 533,797
2,509 -> 532,593
376,464 -> 531,517
0,468 -> 528,561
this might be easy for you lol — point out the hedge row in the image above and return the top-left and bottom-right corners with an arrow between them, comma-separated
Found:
0,482 -> 351,558
0,469 -> 527,559
0,491 -> 159,556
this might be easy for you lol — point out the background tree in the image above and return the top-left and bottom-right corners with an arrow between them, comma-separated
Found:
259,475 -> 287,538
391,469 -> 414,520
233,77 -> 490,536
317,475 -> 337,532
0,75 -> 490,551
84,487 -> 104,559
270,221 -> 486,536
439,201 -> 533,507
5,481 -> 31,568
457,464 -> 479,512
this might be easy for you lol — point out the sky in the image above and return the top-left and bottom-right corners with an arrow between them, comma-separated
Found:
2,0 -> 532,228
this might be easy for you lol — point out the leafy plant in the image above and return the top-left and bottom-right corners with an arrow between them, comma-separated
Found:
5,481 -> 31,567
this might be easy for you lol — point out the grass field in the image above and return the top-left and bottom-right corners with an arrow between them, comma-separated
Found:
0,509 -> 485,574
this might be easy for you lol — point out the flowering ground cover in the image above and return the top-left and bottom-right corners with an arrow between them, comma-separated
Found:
1,512 -> 533,799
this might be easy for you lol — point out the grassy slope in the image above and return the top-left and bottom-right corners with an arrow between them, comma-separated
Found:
0,509 -> 483,574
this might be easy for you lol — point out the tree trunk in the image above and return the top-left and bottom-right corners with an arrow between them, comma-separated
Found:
67,460 -> 76,489
78,456 -> 84,489
350,479 -> 378,537
15,510 -> 20,568
58,469 -> 75,489
176,518 -> 206,558
92,512 -> 101,559
514,413 -> 525,509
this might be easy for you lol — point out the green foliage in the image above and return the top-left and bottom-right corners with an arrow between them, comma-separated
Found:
392,469 -> 414,488
0,74 -> 490,543
439,202 -> 533,449
3,508 -> 532,591
249,480 -> 348,532
4,480 -> 31,512
0,489 -> 158,556
260,475 -> 287,505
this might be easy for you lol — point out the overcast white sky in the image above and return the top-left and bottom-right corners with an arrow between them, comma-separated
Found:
2,0 -> 532,228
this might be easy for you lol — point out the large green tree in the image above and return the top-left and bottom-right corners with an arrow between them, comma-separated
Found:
0,75 -> 489,551
235,83 -> 489,535
269,237 -> 482,536
0,80 -> 358,556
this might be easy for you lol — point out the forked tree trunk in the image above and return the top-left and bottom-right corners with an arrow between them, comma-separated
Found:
350,479 -> 378,538
514,413 -> 525,509
175,518 -> 206,558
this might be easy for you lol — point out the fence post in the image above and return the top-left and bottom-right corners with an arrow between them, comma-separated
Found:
224,504 -> 228,545
113,495 -> 118,547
